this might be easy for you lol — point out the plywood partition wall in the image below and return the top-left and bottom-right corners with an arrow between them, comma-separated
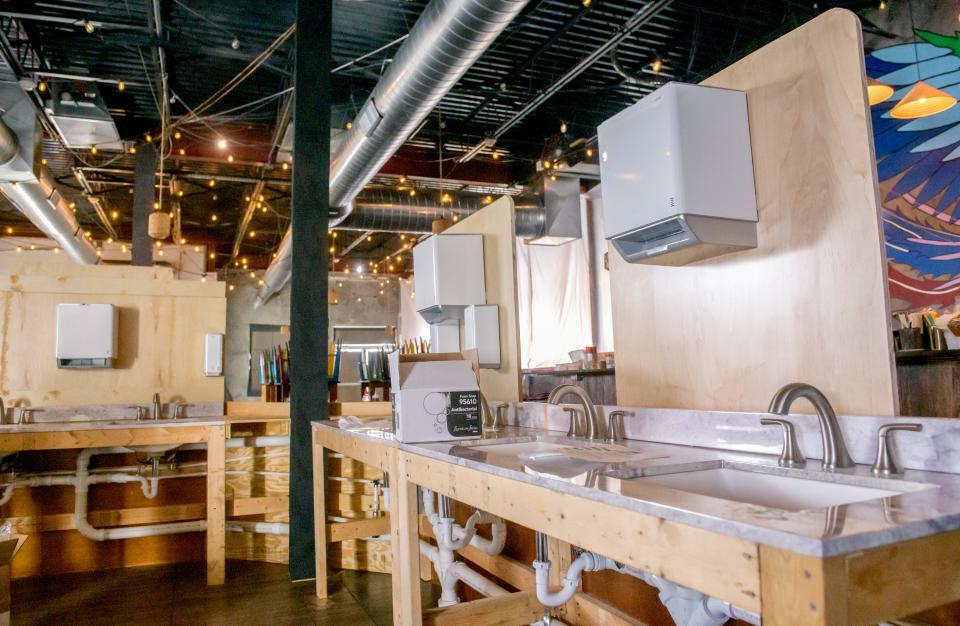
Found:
445,196 -> 522,402
609,9 -> 898,416
0,255 -> 226,406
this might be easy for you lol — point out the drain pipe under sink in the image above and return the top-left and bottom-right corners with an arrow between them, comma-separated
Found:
74,447 -> 206,541
422,489 -> 507,556
532,532 -> 760,626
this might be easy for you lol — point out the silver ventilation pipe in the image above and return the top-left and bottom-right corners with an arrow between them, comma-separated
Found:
0,87 -> 98,264
336,189 -> 544,235
255,0 -> 531,306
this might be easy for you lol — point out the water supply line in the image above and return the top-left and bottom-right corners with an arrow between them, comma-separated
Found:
256,0 -> 532,306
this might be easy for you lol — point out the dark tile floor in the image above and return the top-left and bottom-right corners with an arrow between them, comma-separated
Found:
11,561 -> 437,625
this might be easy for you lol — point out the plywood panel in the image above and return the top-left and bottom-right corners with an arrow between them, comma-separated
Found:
609,9 -> 897,416
0,257 -> 226,406
445,197 -> 522,402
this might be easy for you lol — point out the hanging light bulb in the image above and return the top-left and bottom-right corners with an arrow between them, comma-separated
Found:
560,120 -> 568,134
879,0 -> 886,9
178,148 -> 186,156
867,77 -> 894,106
37,81 -> 47,93
652,57 -> 663,73
216,138 -> 227,150
174,131 -> 181,140
231,35 -> 240,50
117,80 -> 125,92
84,20 -> 95,34
891,81 -> 958,119
146,133 -> 153,143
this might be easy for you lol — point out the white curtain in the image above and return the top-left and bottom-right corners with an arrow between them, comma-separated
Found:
516,197 -> 594,368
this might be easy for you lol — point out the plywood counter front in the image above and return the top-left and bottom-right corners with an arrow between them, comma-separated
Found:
313,421 -> 960,626
0,420 -> 226,585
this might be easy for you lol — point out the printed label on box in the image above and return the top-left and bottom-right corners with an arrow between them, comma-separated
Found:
421,390 -> 481,437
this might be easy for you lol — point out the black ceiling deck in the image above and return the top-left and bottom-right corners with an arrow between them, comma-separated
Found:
0,0 -> 877,268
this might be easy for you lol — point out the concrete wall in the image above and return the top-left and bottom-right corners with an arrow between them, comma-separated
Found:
224,270 -> 400,401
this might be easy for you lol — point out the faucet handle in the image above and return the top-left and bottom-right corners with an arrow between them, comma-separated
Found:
760,418 -> 806,467
607,410 -> 628,443
17,408 -> 38,425
173,403 -> 191,419
564,408 -> 584,438
129,406 -> 147,421
872,423 -> 922,476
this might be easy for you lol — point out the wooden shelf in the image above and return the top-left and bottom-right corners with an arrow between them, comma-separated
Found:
895,349 -> 960,364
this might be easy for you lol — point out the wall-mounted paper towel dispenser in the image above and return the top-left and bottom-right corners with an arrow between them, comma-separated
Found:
598,82 -> 759,265
55,304 -> 118,369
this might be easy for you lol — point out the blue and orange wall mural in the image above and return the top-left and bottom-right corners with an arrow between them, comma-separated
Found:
864,5 -> 960,310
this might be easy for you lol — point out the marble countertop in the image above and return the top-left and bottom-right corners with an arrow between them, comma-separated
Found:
0,416 -> 225,433
314,420 -> 960,557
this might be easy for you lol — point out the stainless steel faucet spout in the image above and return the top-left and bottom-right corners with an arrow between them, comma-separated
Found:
768,383 -> 853,470
547,384 -> 600,440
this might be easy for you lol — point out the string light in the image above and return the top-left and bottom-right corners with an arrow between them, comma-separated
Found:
228,155 -> 234,163
146,133 -> 152,143
180,237 -> 187,245
211,214 -> 218,222
216,138 -> 227,150
208,179 -> 216,187
652,57 -> 663,73
4,227 -> 10,234
193,245 -> 200,252
258,279 -> 265,286
179,148 -> 185,156
249,231 -> 256,238
129,146 -> 137,154
281,162 -> 289,170
329,246 -> 335,253
231,35 -> 240,50
249,271 -> 256,279
560,121 -> 568,134
117,81 -> 125,92
345,121 -> 353,130
53,248 -> 60,254
37,81 -> 47,93
90,146 -> 97,155
228,284 -> 235,291
107,238 -> 113,244
70,202 -> 77,209
879,0 -> 886,8
209,252 -> 216,259
409,189 -> 416,197
201,274 -> 207,283
399,176 -> 406,183
453,215 -> 459,222
84,20 -> 95,34
174,131 -> 181,140
29,244 -> 35,250
41,159 -> 47,166
586,148 -> 593,158
15,247 -> 21,253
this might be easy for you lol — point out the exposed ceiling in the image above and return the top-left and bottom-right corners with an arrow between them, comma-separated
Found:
0,0 -> 880,273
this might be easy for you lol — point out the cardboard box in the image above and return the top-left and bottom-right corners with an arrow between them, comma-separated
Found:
388,352 -> 482,443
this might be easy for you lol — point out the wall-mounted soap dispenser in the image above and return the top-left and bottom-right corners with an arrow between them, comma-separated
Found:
598,82 -> 759,265
55,304 -> 118,369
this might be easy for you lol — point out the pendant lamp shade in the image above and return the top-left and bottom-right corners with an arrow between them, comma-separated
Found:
867,77 -> 894,105
890,81 -> 957,119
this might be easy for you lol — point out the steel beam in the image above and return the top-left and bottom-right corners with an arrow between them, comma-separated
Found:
288,0 -> 331,583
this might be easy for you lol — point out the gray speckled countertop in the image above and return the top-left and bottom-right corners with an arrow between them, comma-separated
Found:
314,419 -> 960,557
0,416 -> 225,433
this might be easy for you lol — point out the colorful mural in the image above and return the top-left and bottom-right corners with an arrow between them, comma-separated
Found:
866,21 -> 960,310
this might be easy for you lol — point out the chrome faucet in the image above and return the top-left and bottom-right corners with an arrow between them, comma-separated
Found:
547,384 -> 600,440
152,393 -> 162,420
768,383 -> 853,470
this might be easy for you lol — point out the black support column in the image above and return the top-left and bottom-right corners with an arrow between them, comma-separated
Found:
288,0 -> 331,581
131,143 -> 156,266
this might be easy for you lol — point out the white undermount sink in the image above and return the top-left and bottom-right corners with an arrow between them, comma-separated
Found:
631,465 -> 933,512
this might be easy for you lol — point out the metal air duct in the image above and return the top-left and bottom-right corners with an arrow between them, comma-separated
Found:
337,189 -> 544,235
0,84 -> 98,264
255,0 -> 531,305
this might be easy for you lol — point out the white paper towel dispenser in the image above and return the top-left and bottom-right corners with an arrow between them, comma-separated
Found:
413,233 -> 486,323
597,82 -> 758,265
55,304 -> 118,369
